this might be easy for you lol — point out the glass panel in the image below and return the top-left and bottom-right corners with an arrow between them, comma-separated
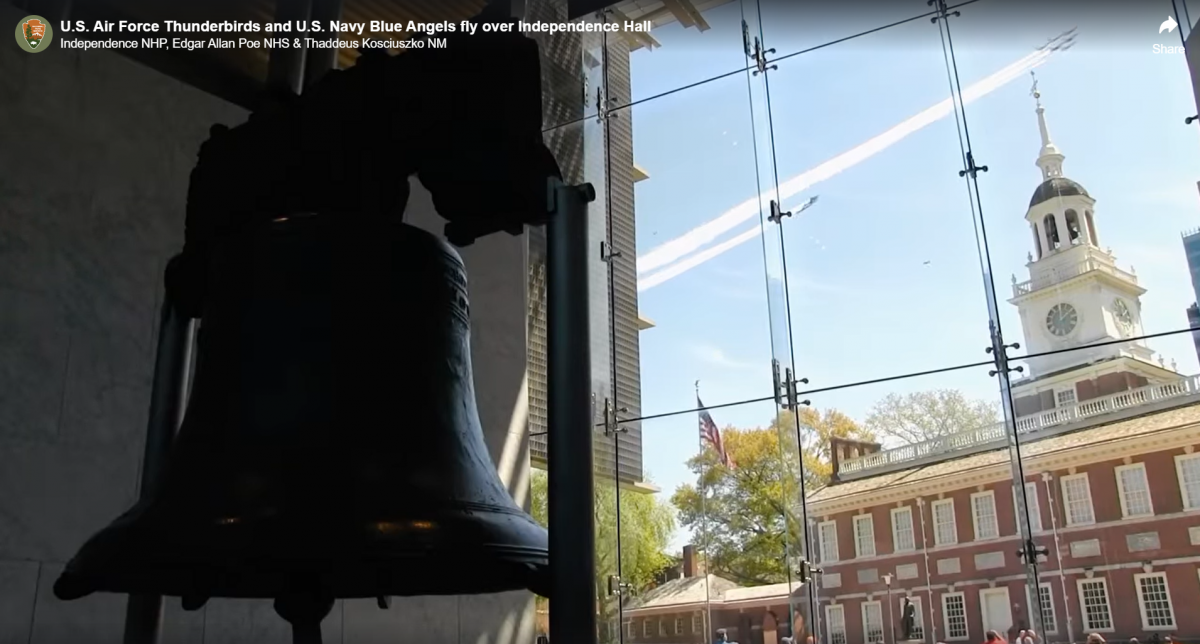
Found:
763,14 -> 997,384
800,365 -> 1013,644
624,69 -> 774,420
618,1 -> 755,108
762,1 -> 938,60
529,7 -> 604,129
625,398 -> 797,644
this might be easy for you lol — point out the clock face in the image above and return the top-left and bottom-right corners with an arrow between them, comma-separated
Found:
1045,303 -> 1079,337
1113,298 -> 1134,334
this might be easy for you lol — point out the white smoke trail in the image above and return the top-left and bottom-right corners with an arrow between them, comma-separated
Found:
636,47 -> 1055,290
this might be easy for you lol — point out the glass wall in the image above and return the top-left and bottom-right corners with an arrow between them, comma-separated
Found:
536,1 -> 1200,642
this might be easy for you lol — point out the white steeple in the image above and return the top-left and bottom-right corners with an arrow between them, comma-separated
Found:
1031,71 -> 1065,180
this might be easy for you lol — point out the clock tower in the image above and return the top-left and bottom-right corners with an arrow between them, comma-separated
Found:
1007,75 -> 1180,413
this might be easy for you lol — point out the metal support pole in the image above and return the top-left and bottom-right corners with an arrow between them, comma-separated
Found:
267,0 -> 312,96
547,178 -> 597,644
123,268 -> 197,644
303,0 -> 342,88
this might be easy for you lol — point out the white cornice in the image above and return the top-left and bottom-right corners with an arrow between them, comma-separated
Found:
810,422 -> 1200,515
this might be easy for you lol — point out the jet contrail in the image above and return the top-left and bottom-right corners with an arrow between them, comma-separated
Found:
637,46 -> 1059,289
639,224 -> 764,292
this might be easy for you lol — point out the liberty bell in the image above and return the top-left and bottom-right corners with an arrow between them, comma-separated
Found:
52,14 -> 560,635
54,212 -> 550,606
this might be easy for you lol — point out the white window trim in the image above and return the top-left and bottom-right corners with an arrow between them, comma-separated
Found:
825,604 -> 847,644
1174,453 -> 1200,511
941,591 -> 969,641
643,619 -> 653,637
1026,582 -> 1059,635
932,499 -> 957,546
1060,473 -> 1096,526
861,600 -> 883,644
891,507 -> 915,553
854,514 -> 876,558
971,490 -> 999,541
819,520 -> 840,563
1134,571 -> 1176,631
692,612 -> 702,634
674,617 -> 684,635
1075,577 -> 1115,633
658,619 -> 666,636
1115,462 -> 1155,518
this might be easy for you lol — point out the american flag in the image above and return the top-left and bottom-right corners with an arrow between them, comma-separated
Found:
697,397 -> 732,468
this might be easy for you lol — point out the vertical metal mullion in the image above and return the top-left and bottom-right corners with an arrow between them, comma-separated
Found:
548,180 -> 598,644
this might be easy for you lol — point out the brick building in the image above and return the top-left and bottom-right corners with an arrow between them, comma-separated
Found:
808,398 -> 1200,644
622,546 -> 811,644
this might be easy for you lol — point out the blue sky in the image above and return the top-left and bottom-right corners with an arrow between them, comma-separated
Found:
609,0 -> 1200,547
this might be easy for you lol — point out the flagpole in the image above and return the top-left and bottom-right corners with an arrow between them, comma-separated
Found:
696,380 -> 713,640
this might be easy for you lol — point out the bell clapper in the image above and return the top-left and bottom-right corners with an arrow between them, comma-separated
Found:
376,596 -> 391,610
274,592 -> 335,644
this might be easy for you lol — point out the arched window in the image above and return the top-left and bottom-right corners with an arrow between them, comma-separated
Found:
1085,210 -> 1098,246
1032,223 -> 1043,259
1064,209 -> 1081,245
1043,214 -> 1060,251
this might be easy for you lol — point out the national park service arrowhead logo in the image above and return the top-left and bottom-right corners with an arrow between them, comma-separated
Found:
16,15 -> 53,53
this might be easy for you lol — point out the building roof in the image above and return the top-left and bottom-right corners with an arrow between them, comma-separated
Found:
1029,176 -> 1090,208
808,403 -> 1200,505
625,574 -> 740,611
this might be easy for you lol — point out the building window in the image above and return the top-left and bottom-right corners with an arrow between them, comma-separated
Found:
673,617 -> 683,635
1015,483 -> 1043,533
658,619 -> 666,636
1174,453 -> 1200,510
891,507 -> 915,552
644,619 -> 653,637
1077,578 -> 1113,632
1055,388 -> 1076,406
898,597 -> 924,640
932,499 -> 957,546
1135,572 -> 1175,630
862,601 -> 884,644
941,592 -> 969,641
971,491 -> 999,540
819,520 -> 839,563
1060,473 -> 1095,526
825,604 -> 847,644
1115,463 -> 1154,518
1027,582 -> 1058,634
854,514 -> 876,558
692,613 -> 702,634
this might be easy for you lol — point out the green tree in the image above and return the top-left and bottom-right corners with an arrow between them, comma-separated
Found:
863,389 -> 1000,445
669,407 -> 870,586
773,407 -> 873,491
530,469 -> 676,640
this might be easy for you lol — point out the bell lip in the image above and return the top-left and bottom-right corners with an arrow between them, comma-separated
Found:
50,550 -> 548,601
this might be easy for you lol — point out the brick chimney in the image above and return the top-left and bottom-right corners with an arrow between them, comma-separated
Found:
829,437 -> 883,483
682,545 -> 697,578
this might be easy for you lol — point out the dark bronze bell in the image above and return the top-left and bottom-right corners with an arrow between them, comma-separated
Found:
54,213 -> 549,606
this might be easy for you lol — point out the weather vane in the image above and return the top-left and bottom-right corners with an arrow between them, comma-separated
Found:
1030,70 -> 1041,106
